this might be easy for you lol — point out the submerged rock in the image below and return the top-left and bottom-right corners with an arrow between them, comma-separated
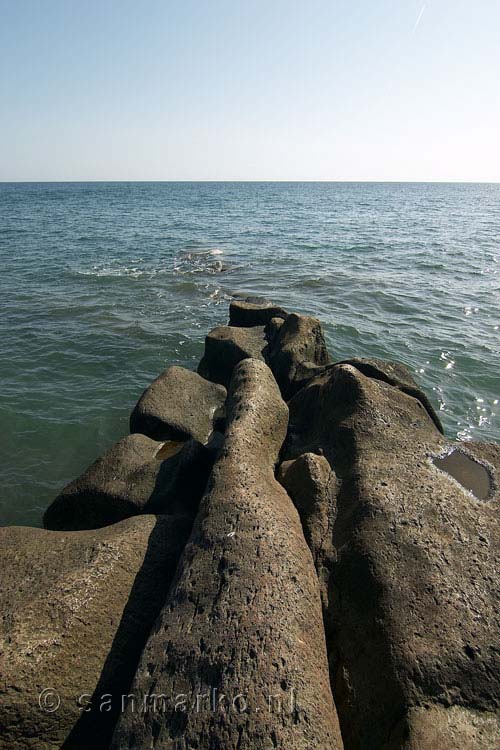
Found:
0,515 -> 192,750
130,365 -> 227,443
111,359 -> 343,750
197,324 -> 267,386
229,296 -> 289,327
284,363 -> 500,749
43,433 -> 218,531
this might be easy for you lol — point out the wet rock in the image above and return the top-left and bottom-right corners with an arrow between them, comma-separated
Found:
267,313 -> 330,398
111,359 -> 343,750
285,364 -> 500,748
130,365 -> 227,443
335,356 -> 443,433
443,440 -> 499,501
197,324 -> 267,387
433,448 -> 493,501
43,433 -> 218,531
0,514 -> 192,750
229,297 -> 288,327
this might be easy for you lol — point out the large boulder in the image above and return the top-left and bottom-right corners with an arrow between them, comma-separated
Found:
229,296 -> 288,327
335,356 -> 443,433
43,433 -> 218,531
267,313 -> 330,398
111,359 -> 343,750
284,364 -> 500,749
197,324 -> 267,387
130,365 -> 227,443
0,514 -> 192,750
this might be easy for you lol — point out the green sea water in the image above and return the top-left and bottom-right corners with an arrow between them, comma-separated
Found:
0,182 -> 498,526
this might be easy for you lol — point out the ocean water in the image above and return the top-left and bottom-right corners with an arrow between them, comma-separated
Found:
0,182 -> 498,527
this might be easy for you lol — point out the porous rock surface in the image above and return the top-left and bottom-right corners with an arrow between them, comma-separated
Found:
284,363 -> 500,749
335,355 -> 444,432
277,452 -> 339,637
111,359 -> 343,750
0,515 -> 191,750
229,296 -> 289,327
266,312 -> 330,398
43,433 -> 216,531
130,365 -> 227,443
197,324 -> 267,386
3,297 -> 499,750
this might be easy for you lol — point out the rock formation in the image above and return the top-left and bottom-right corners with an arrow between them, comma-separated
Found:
111,358 -> 343,749
43,433 -> 217,531
228,296 -> 289,327
266,311 -> 330,398
0,515 -> 191,750
282,363 -> 499,749
1,296 -> 498,750
130,365 -> 226,443
197,324 -> 267,386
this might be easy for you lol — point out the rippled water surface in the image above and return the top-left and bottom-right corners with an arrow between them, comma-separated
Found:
0,182 -> 498,525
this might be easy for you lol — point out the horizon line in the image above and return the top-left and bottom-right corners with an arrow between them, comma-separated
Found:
1,179 -> 499,185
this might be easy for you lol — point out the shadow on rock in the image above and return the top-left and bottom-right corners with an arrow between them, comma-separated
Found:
61,515 -> 192,750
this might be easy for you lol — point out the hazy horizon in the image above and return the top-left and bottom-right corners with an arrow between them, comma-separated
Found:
1,0 -> 499,182
2,180 -> 500,184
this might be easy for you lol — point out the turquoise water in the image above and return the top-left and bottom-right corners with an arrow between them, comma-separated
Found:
0,182 -> 498,526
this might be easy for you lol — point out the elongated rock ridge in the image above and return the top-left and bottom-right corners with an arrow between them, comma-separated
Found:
111,358 -> 343,749
283,363 -> 499,749
1,296 -> 498,750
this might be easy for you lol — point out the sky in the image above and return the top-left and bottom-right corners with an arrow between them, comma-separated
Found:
1,0 -> 499,181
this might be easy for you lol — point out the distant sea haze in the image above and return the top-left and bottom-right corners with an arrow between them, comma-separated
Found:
0,182 -> 498,526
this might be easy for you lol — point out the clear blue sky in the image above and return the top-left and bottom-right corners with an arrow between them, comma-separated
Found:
1,0 -> 499,181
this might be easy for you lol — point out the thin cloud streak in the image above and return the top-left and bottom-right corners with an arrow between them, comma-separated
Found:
413,3 -> 427,33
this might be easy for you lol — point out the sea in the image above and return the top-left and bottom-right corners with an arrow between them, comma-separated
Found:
0,182 -> 498,526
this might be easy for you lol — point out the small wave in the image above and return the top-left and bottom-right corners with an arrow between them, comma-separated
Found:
295,277 -> 326,289
178,247 -> 224,259
69,263 -> 170,280
73,266 -> 146,279
208,287 -> 231,305
174,247 -> 231,276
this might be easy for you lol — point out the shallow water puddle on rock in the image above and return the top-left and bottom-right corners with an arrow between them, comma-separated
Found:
433,450 -> 492,500
155,441 -> 185,461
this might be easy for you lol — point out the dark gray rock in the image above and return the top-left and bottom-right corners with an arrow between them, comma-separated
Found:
266,315 -> 286,345
267,312 -> 330,398
130,365 -> 227,443
197,324 -> 267,387
278,452 -> 338,630
0,514 -> 192,750
43,433 -> 218,531
111,359 -> 343,750
229,297 -> 288,327
284,363 -> 500,749
335,356 -> 444,433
